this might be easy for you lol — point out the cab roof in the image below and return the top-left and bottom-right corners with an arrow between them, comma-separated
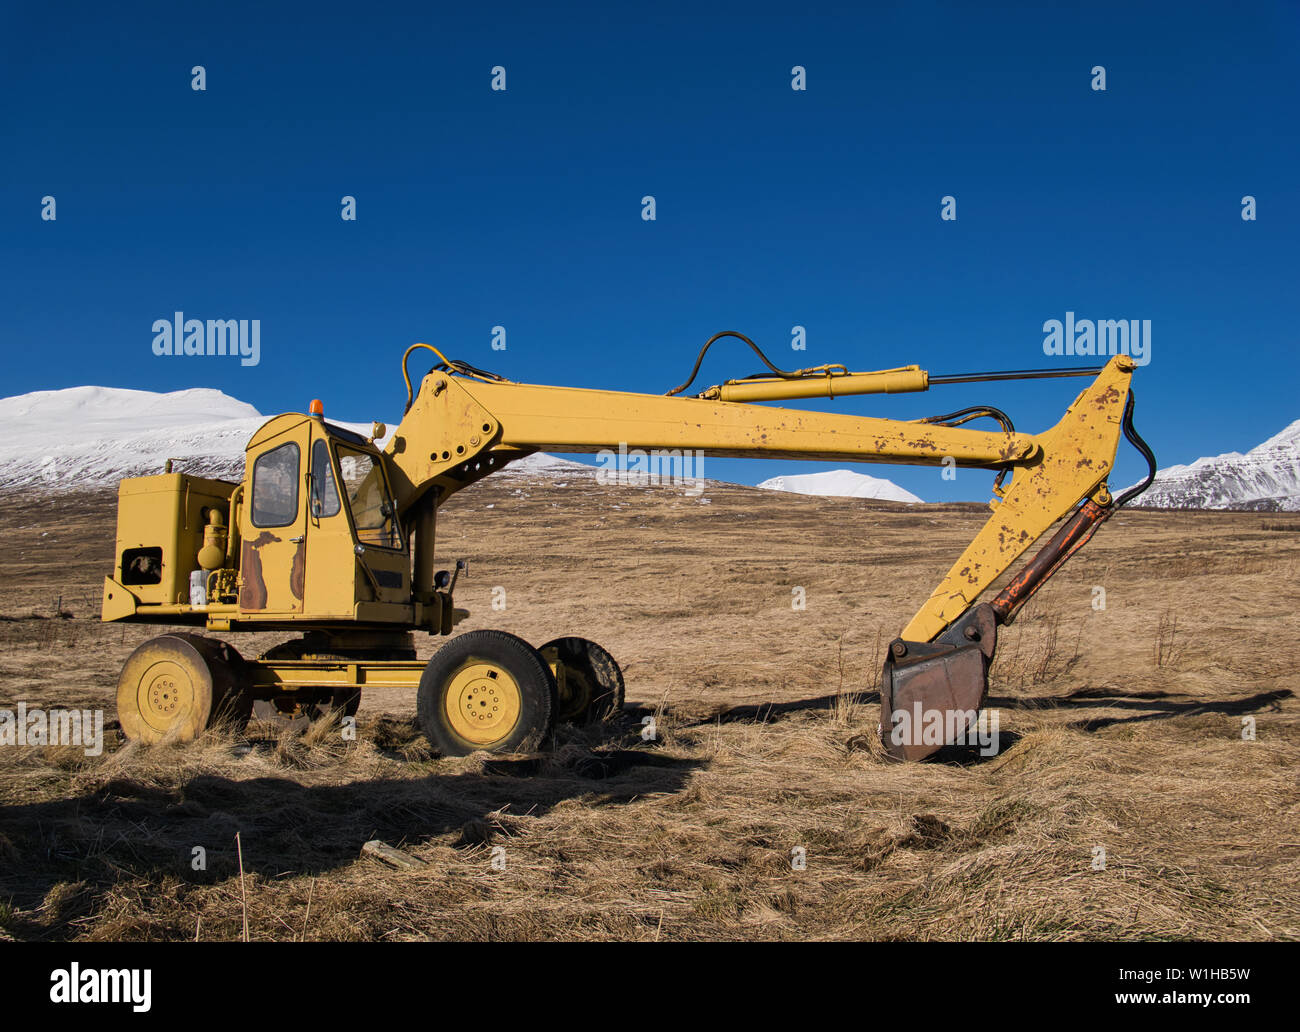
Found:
246,413 -> 373,451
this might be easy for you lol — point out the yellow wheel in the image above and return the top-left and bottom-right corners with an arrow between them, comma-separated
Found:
417,630 -> 555,756
116,634 -> 250,744
443,662 -> 523,745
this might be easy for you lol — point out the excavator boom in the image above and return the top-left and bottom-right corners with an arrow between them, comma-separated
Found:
385,346 -> 1146,759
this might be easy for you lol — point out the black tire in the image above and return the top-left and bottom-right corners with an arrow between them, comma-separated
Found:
417,630 -> 556,756
200,636 -> 254,733
540,637 -> 625,725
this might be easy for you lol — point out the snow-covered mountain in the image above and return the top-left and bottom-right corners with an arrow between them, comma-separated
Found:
0,385 -> 598,491
0,386 -> 263,489
1132,419 -> 1300,512
501,452 -> 595,478
757,469 -> 923,504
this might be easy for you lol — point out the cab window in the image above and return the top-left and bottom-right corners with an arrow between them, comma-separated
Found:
251,442 -> 300,527
310,439 -> 341,518
337,446 -> 401,548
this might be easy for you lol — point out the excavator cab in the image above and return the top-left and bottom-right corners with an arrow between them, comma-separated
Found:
237,408 -> 409,623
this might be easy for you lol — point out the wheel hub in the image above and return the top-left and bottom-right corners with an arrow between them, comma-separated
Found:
445,662 -> 521,745
557,669 -> 594,723
138,660 -> 195,734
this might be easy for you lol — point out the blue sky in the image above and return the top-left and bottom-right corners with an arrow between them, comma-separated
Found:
2,0 -> 1296,501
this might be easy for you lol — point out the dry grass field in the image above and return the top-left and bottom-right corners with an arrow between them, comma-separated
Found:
1,472 -> 1298,941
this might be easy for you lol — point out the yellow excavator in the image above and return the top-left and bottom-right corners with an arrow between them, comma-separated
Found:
100,333 -> 1155,760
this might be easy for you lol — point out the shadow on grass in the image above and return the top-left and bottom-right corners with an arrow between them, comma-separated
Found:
654,691 -> 881,728
665,681 -> 1291,760
988,686 -> 1294,731
0,743 -> 702,941
928,732 -> 1025,766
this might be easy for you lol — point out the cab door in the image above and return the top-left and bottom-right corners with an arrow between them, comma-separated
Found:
239,424 -> 311,614
302,435 -> 362,616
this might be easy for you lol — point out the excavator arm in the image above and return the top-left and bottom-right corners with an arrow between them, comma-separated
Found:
384,344 -> 1152,759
